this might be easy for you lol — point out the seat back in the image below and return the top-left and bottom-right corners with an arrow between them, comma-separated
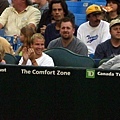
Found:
81,0 -> 106,2
99,58 -> 110,66
3,36 -> 14,46
4,53 -> 18,64
44,48 -> 95,68
3,36 -> 22,51
15,55 -> 21,64
74,13 -> 86,26
95,1 -> 106,6
0,29 -> 5,37
66,1 -> 92,14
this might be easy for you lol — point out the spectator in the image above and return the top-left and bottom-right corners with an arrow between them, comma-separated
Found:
0,0 -> 9,15
18,33 -> 54,66
77,4 -> 111,57
44,0 -> 78,48
0,0 -> 41,36
0,44 -> 6,64
102,0 -> 120,23
32,0 -> 49,15
47,17 -> 88,55
0,36 -> 14,55
37,0 -> 75,35
94,19 -> 120,59
15,25 -> 36,56
98,54 -> 120,70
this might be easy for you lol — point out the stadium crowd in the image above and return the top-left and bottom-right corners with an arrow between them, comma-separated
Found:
0,0 -> 120,69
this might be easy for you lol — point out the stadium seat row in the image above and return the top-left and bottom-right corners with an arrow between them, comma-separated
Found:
66,1 -> 106,26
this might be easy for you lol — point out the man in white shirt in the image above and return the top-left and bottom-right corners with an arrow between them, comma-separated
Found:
77,4 -> 111,57
18,33 -> 54,66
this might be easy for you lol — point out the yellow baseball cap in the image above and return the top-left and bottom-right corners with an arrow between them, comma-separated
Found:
86,4 -> 102,15
110,19 -> 120,28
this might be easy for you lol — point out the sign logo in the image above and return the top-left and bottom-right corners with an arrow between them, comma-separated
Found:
86,69 -> 95,78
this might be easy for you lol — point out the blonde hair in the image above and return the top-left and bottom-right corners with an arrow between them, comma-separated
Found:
30,33 -> 45,45
0,45 -> 5,61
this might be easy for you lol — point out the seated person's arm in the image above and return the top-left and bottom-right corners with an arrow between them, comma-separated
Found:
98,56 -> 117,69
40,25 -> 47,34
0,23 -> 3,29
28,23 -> 36,32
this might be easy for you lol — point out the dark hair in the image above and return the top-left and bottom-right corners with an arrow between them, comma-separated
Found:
49,0 -> 68,16
60,17 -> 75,28
106,0 -> 120,14
26,0 -> 33,5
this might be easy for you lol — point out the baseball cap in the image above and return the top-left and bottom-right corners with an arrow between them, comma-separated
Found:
86,4 -> 102,15
110,19 -> 120,28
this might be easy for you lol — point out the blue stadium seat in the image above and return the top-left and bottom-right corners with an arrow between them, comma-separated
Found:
94,2 -> 106,6
0,29 -> 5,37
66,1 -> 92,14
74,13 -> 86,26
4,36 -> 14,46
95,0 -> 106,2
81,0 -> 106,2
14,38 -> 22,52
3,36 -> 22,51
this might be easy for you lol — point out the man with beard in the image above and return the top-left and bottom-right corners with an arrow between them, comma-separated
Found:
47,17 -> 88,56
94,19 -> 120,59
77,4 -> 111,57
43,0 -> 78,48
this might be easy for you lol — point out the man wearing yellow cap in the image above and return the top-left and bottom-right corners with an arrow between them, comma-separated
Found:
77,4 -> 111,57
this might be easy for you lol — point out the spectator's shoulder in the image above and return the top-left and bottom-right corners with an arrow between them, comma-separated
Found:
27,6 -> 40,12
95,39 -> 111,53
46,22 -> 56,28
101,20 -> 109,25
78,21 -> 89,29
114,55 -> 120,59
99,39 -> 111,48
47,37 -> 61,48
50,37 -> 60,43
3,6 -> 13,12
74,37 -> 86,45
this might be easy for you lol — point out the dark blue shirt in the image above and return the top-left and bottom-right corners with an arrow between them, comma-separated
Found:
94,39 -> 120,59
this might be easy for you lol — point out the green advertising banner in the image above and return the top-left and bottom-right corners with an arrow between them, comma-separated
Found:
0,65 -> 120,119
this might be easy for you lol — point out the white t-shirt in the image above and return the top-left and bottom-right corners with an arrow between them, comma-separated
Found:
18,52 -> 54,66
8,0 -> 12,4
77,20 -> 111,55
